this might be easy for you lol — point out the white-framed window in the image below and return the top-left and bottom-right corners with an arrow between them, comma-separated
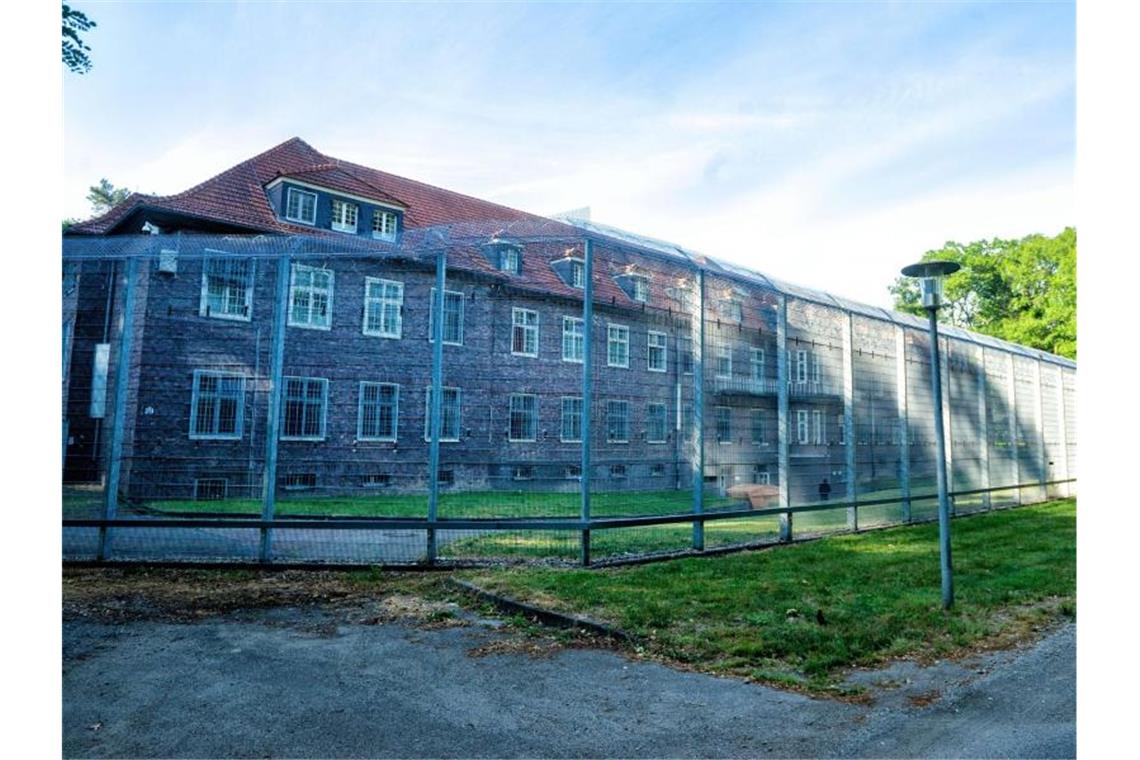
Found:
570,259 -> 585,289
726,300 -> 742,322
631,276 -> 648,303
562,317 -> 584,363
330,199 -> 358,233
372,210 -> 398,241
189,370 -> 245,440
607,324 -> 629,368
285,187 -> 317,225
647,402 -> 668,443
796,409 -> 809,444
750,348 -> 765,381
812,353 -> 822,383
750,408 -> 765,445
511,308 -> 539,357
363,277 -> 403,338
281,376 -> 327,441
288,264 -> 333,330
796,350 -> 809,383
500,247 -> 521,274
647,331 -> 667,372
561,396 -> 582,442
200,256 -> 253,321
716,343 -> 732,379
838,413 -> 846,445
428,288 -> 464,345
716,406 -> 732,444
508,393 -> 538,442
606,400 -> 630,443
358,382 -> 399,441
813,409 -> 824,445
423,386 -> 461,442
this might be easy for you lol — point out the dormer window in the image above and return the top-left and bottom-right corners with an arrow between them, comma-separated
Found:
726,299 -> 743,322
630,276 -> 648,303
330,199 -> 358,234
501,247 -> 521,274
571,259 -> 585,289
285,188 -> 317,225
372,210 -> 397,241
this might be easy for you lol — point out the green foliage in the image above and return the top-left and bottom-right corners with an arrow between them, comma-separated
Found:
63,4 -> 97,74
86,178 -> 132,216
890,228 -> 1076,359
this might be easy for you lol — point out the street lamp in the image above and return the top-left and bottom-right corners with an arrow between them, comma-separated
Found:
901,260 -> 961,610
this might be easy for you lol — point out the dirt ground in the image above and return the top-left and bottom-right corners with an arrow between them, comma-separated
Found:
62,568 -> 1075,758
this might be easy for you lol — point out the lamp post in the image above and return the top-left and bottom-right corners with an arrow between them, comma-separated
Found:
901,260 -> 961,610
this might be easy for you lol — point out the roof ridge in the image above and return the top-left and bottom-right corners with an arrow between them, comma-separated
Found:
165,136 -> 322,201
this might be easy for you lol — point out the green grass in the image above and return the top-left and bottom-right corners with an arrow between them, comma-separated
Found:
461,499 -> 1076,693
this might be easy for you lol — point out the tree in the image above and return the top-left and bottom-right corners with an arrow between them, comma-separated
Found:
86,179 -> 132,216
62,4 -> 97,74
889,228 -> 1076,359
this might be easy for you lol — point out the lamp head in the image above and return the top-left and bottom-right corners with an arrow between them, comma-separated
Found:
901,260 -> 960,309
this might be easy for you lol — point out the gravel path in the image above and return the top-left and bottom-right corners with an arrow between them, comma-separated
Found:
62,604 -> 1074,758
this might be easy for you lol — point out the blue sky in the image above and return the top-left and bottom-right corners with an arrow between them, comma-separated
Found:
63,1 -> 1074,307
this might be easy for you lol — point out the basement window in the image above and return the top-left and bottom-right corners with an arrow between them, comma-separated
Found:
194,478 -> 228,501
283,473 -> 316,491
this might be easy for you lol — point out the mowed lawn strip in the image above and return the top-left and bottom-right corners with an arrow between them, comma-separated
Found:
462,499 -> 1076,692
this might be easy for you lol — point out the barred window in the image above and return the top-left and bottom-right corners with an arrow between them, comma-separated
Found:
796,350 -> 809,383
330,199 -> 358,233
606,400 -> 630,443
288,264 -> 333,330
285,187 -> 317,224
750,348 -> 765,381
424,386 -> 461,442
813,409 -> 824,445
561,397 -> 582,442
716,406 -> 732,444
282,377 -> 327,440
562,317 -> 584,363
680,336 -> 694,374
716,343 -> 732,379
647,402 -> 668,443
647,331 -> 667,372
372,210 -> 398,241
363,278 -> 403,338
509,394 -> 538,442
358,382 -> 398,441
796,409 -> 809,444
190,370 -> 245,439
512,308 -> 539,357
200,257 -> 253,321
751,408 -> 765,445
607,324 -> 629,368
428,289 -> 464,345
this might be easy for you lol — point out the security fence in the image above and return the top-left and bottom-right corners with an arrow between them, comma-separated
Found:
62,224 -> 1076,566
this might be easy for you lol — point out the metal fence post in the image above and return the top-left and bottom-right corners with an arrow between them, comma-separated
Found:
259,253 -> 291,562
941,337 -> 955,514
97,254 -> 139,561
1055,365 -> 1070,499
427,248 -> 447,565
776,295 -> 791,541
894,325 -> 911,522
842,312 -> 856,531
580,239 -> 594,566
1035,358 -> 1048,499
691,268 -> 705,550
977,345 -> 991,508
1006,352 -> 1020,504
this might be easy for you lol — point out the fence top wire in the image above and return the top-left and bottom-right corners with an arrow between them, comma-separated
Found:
62,219 -> 1075,370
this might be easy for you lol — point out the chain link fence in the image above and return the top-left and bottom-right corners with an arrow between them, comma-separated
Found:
62,225 -> 1076,566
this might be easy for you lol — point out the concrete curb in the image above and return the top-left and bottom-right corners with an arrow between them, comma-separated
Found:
448,579 -> 636,644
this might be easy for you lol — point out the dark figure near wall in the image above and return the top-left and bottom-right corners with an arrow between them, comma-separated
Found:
819,477 -> 832,501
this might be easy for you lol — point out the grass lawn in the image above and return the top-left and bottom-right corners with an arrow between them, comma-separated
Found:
461,499 -> 1076,693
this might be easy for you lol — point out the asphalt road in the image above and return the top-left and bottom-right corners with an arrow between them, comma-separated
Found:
62,603 -> 1075,759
